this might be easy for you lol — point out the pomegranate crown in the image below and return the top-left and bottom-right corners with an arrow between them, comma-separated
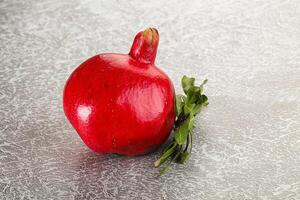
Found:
129,27 -> 159,64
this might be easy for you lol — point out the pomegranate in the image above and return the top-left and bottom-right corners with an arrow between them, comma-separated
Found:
63,28 -> 175,156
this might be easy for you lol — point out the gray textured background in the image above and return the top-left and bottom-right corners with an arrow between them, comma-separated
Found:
1,0 -> 300,199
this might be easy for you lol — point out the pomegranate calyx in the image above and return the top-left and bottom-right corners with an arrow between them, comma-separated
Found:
129,27 -> 159,64
142,28 -> 159,45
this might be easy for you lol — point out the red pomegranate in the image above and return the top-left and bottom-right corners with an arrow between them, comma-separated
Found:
63,28 -> 175,156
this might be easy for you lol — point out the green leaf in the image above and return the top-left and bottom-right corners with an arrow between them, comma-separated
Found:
198,94 -> 208,104
188,116 -> 195,130
158,149 -> 182,176
155,75 -> 209,175
201,79 -> 208,85
177,152 -> 190,164
202,95 -> 208,103
175,119 -> 189,145
199,79 -> 208,94
187,86 -> 201,104
182,76 -> 195,94
162,141 -> 175,154
183,103 -> 194,115
188,132 -> 193,154
175,94 -> 186,116
193,104 -> 202,115
154,143 -> 177,167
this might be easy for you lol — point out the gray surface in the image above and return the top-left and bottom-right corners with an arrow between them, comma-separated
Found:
1,0 -> 300,199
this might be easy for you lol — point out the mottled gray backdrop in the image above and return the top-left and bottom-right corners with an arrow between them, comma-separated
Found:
0,0 -> 300,199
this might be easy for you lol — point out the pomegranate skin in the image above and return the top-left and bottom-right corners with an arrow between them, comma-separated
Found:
63,28 -> 175,156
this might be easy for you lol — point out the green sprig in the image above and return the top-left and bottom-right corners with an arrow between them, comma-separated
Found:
154,75 -> 208,175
